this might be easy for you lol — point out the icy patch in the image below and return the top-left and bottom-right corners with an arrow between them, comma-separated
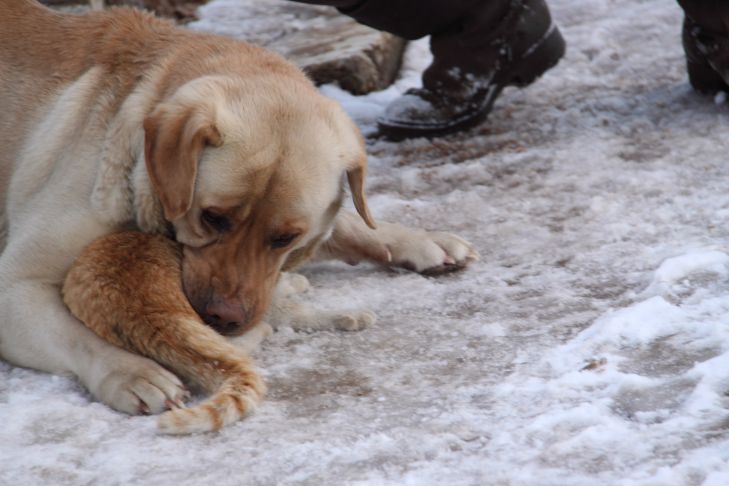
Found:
319,83 -> 396,136
642,249 -> 729,303
651,250 -> 729,286
482,250 -> 729,484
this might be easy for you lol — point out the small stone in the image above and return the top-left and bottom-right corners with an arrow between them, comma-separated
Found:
581,357 -> 608,372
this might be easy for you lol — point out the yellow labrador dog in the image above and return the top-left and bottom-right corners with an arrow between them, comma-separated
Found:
0,0 -> 476,416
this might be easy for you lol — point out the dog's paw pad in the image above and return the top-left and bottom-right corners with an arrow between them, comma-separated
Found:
260,322 -> 275,338
333,310 -> 376,331
288,273 -> 311,293
278,272 -> 311,296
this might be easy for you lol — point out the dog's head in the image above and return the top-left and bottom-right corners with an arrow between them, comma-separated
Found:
143,75 -> 374,336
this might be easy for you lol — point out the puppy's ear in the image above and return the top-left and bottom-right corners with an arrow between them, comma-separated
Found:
144,106 -> 222,221
347,153 -> 376,229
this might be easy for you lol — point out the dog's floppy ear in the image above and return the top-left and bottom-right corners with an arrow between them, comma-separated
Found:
144,106 -> 222,221
347,153 -> 376,229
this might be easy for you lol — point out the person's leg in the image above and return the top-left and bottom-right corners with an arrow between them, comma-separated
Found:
292,0 -> 359,6
677,0 -> 728,33
292,0 -> 477,40
289,0 -> 565,139
677,0 -> 729,93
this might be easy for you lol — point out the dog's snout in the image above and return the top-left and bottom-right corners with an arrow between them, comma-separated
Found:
204,299 -> 249,336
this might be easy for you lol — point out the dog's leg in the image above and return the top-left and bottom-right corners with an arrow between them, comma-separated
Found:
318,210 -> 479,275
227,271 -> 372,351
226,272 -> 316,353
265,274 -> 375,332
0,279 -> 187,415
268,297 -> 375,332
276,271 -> 312,297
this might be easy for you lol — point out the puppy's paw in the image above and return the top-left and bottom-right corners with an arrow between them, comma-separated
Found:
277,272 -> 311,297
231,322 -> 274,353
386,228 -> 479,275
286,273 -> 310,293
94,357 -> 187,415
415,231 -> 479,275
331,310 -> 376,331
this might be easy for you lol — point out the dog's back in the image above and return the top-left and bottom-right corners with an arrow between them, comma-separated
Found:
0,1 -> 170,245
0,0 -> 307,254
0,1 -> 149,153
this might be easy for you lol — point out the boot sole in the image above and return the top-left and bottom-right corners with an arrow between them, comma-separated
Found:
377,25 -> 566,141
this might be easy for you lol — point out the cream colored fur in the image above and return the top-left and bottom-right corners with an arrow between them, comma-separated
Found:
0,0 -> 476,416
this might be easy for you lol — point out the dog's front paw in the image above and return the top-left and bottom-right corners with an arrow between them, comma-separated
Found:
332,310 -> 376,331
385,227 -> 478,275
93,356 -> 187,415
327,211 -> 477,275
276,272 -> 311,297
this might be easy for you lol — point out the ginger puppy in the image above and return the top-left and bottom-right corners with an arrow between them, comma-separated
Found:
62,231 -> 265,435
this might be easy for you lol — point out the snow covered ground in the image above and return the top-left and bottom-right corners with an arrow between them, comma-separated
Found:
3,0 -> 729,484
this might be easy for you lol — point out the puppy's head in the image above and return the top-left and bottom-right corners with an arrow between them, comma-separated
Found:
143,75 -> 374,336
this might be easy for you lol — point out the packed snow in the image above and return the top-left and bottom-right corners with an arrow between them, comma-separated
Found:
3,0 -> 729,484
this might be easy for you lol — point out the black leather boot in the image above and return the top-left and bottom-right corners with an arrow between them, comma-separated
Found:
291,0 -> 565,139
335,0 -> 564,139
380,0 -> 564,139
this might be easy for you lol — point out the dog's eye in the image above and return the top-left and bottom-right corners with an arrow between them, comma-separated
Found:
201,210 -> 230,232
270,233 -> 298,249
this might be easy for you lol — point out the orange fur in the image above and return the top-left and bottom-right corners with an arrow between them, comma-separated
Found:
62,231 -> 265,434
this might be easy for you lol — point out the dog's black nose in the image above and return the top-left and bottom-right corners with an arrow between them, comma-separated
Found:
204,300 -> 248,336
